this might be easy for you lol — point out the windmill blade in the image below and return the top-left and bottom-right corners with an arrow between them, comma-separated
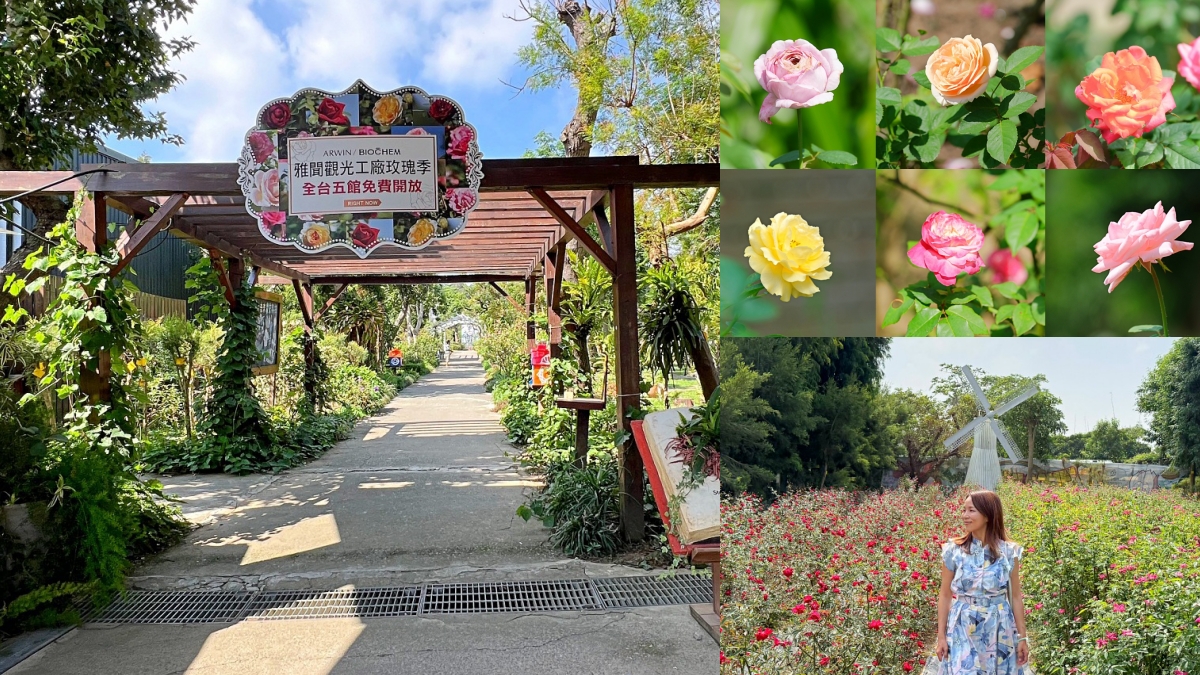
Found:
943,415 -> 986,450
992,384 -> 1040,417
962,366 -> 991,412
992,419 -> 1024,462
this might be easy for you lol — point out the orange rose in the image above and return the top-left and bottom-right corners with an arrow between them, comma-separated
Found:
925,35 -> 998,106
1075,46 -> 1175,144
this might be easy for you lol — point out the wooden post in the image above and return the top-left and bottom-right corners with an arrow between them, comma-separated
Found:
611,184 -> 644,542
524,276 -> 536,351
77,193 -> 111,405
574,409 -> 590,467
293,280 -> 316,403
544,244 -> 565,360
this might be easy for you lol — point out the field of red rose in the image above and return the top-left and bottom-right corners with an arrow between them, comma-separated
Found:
721,483 -> 1200,674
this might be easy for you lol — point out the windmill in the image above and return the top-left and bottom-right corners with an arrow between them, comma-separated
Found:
942,366 -> 1040,490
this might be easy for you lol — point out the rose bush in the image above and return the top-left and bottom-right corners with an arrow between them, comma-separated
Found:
721,483 -> 1200,675
876,28 -> 1045,169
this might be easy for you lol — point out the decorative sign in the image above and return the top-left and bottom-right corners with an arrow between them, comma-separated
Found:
531,341 -> 550,388
386,347 -> 403,370
252,290 -> 282,375
238,80 -> 483,258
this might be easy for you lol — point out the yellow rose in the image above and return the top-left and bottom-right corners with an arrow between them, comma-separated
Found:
744,212 -> 832,302
373,94 -> 402,125
300,222 -> 332,249
925,35 -> 998,106
408,218 -> 435,246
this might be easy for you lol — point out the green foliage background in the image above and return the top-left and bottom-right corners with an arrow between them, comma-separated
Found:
720,0 -> 876,168
1046,171 -> 1200,336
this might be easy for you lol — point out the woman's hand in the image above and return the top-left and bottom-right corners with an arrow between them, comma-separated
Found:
1017,640 -> 1029,666
936,635 -> 949,660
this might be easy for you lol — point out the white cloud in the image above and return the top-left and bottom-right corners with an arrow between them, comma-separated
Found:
158,0 -> 287,161
139,0 -> 536,161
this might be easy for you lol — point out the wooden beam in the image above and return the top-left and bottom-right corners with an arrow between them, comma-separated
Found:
293,279 -> 315,328
76,192 -> 111,407
313,283 -> 348,323
111,193 -> 189,277
488,281 -> 526,314
525,277 -> 536,350
594,202 -> 615,257
172,221 -> 311,284
528,188 -> 616,273
0,160 -> 717,197
267,273 -> 528,285
209,251 -> 237,307
611,184 -> 644,542
545,243 -> 565,359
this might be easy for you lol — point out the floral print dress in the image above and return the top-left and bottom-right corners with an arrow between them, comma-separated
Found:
941,538 -> 1026,675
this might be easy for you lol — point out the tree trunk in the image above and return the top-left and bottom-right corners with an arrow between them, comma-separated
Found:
576,327 -> 592,394
688,334 -> 718,401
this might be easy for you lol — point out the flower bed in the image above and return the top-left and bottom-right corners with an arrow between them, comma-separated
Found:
721,483 -> 1200,674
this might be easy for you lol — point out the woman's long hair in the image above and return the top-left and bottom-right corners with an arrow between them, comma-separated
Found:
953,490 -> 1010,561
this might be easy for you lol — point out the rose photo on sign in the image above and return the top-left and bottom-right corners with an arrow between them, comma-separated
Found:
238,80 -> 483,257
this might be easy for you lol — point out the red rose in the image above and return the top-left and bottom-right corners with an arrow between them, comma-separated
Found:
261,211 -> 286,238
754,627 -> 772,641
782,567 -> 793,578
263,102 -> 291,129
248,131 -> 274,164
317,97 -> 349,125
429,98 -> 455,122
351,222 -> 380,249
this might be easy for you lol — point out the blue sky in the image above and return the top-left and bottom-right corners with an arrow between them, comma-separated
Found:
882,338 -> 1176,435
102,0 -> 575,162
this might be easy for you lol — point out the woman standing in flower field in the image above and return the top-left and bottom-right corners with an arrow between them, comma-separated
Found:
937,490 -> 1031,674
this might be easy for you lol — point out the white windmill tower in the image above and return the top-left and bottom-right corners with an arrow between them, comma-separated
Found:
942,366 -> 1040,490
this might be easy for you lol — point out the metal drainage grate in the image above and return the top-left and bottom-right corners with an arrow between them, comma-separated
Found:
420,580 -> 603,615
87,590 -> 253,624
593,573 -> 712,608
244,587 -> 421,620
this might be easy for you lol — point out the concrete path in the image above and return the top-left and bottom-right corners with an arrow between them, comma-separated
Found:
10,352 -> 716,675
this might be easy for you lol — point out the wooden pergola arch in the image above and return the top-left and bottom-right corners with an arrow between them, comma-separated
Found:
0,155 -> 718,542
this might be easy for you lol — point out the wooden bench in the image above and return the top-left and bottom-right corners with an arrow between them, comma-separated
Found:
555,396 -> 606,467
631,419 -> 720,642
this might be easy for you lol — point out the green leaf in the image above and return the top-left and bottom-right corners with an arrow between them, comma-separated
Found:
1031,296 -> 1046,326
1003,46 -> 1044,74
911,132 -> 946,164
913,70 -> 931,89
876,27 -> 901,52
816,150 -> 858,166
987,120 -> 1018,165
1138,142 -> 1164,167
907,306 -> 941,337
516,504 -> 533,521
1012,303 -> 1036,336
877,86 -> 902,107
992,282 -> 1024,300
970,285 -> 994,309
1005,210 -> 1038,252
947,305 -> 988,336
936,318 -> 954,337
883,291 -> 915,327
1128,325 -> 1164,335
901,35 -> 941,56
1164,143 -> 1200,169
892,59 -> 911,75
1002,92 -> 1037,119
769,150 -> 801,167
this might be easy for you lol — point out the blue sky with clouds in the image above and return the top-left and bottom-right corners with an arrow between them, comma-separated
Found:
102,0 -> 575,162
883,338 -> 1176,435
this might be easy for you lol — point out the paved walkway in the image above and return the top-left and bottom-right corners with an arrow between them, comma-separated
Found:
10,352 -> 716,674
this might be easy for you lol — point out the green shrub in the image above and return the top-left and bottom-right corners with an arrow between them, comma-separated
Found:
1129,451 -> 1164,465
328,365 -> 396,416
517,456 -> 621,557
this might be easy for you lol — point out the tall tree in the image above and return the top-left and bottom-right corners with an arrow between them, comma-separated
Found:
1137,339 -> 1191,461
1,1 -> 195,275
1084,419 -> 1150,461
877,388 -> 959,483
1170,340 -> 1200,492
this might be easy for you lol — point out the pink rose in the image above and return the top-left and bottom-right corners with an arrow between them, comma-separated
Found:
349,126 -> 378,135
260,211 -> 286,239
448,125 -> 474,159
250,168 -> 280,208
446,187 -> 477,214
753,39 -> 843,123
1180,38 -> 1200,90
1092,202 -> 1193,293
406,127 -> 431,135
249,131 -> 274,164
988,248 -> 1028,285
907,211 -> 985,286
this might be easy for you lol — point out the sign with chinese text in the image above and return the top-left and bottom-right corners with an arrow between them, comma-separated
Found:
238,81 -> 483,258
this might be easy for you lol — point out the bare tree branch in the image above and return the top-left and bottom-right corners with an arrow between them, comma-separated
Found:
663,187 -> 719,236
